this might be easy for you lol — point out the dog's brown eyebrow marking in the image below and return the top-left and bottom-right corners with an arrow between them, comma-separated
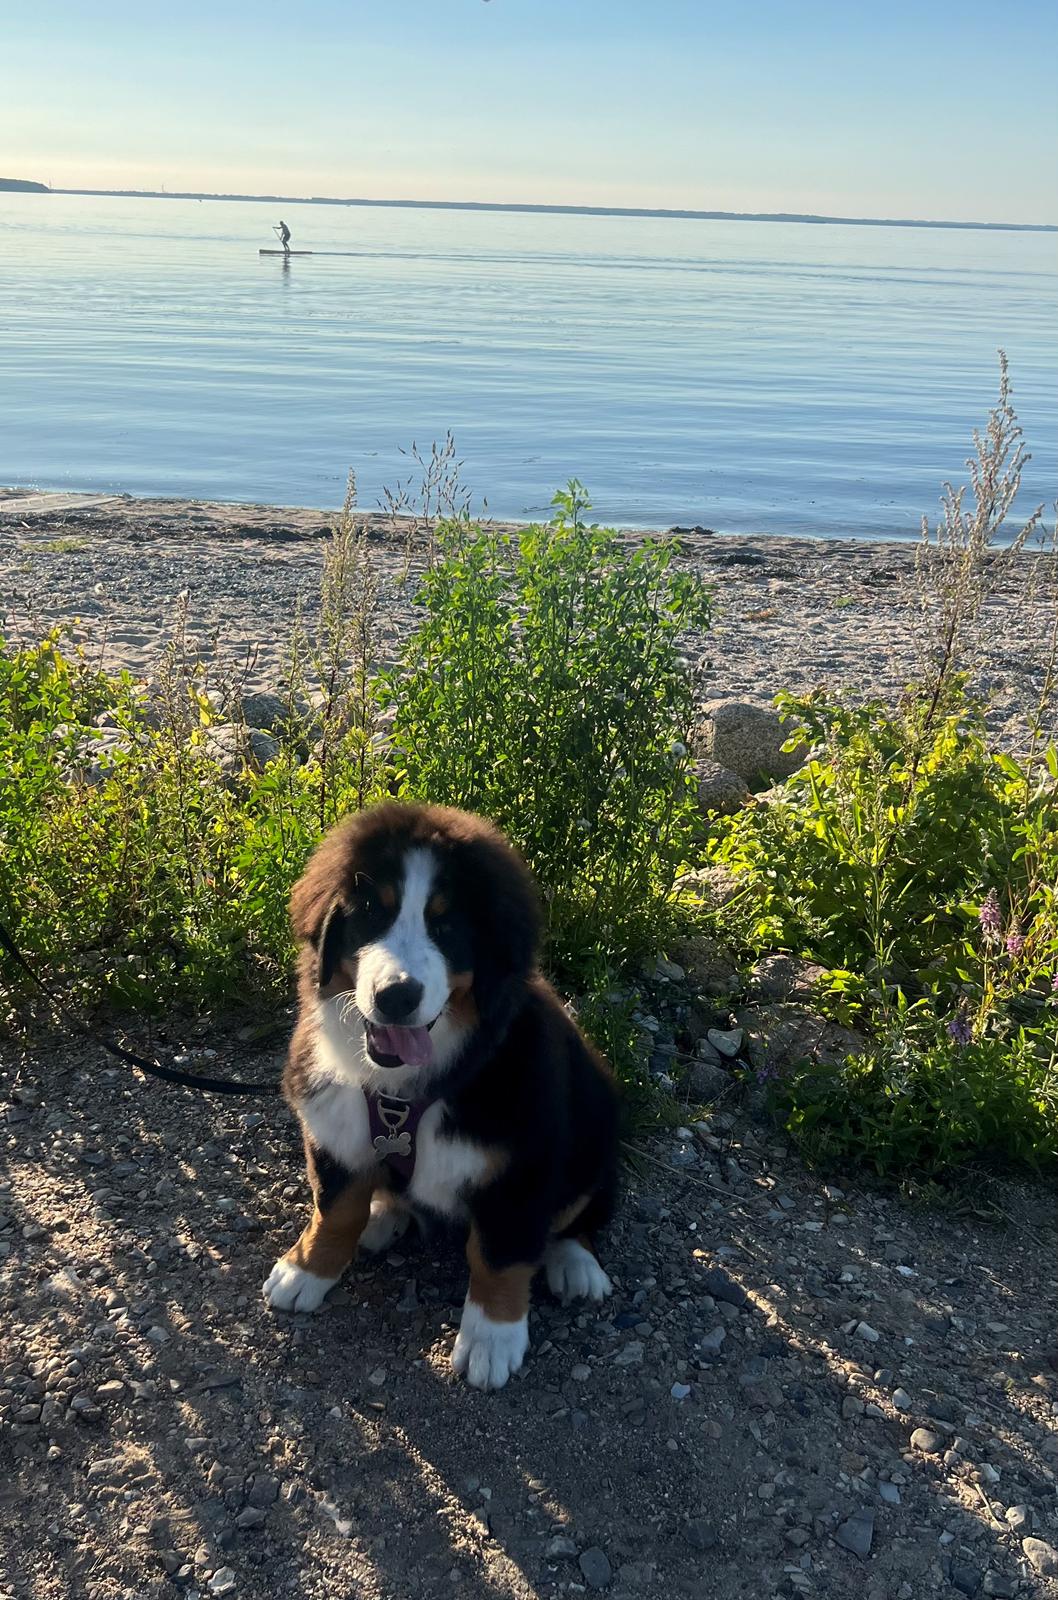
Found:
427,892 -> 449,918
353,872 -> 396,909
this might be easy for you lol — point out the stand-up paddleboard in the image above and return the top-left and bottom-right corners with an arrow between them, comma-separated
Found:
259,249 -> 314,255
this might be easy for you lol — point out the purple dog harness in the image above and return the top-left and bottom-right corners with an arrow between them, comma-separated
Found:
367,1091 -> 430,1181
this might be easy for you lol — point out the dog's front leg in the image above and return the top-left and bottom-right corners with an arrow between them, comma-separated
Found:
263,1148 -> 373,1314
451,1223 -> 537,1390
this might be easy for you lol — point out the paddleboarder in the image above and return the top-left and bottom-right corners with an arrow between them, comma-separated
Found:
274,220 -> 291,255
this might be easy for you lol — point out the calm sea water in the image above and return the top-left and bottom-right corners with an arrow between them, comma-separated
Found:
2,194 -> 1055,537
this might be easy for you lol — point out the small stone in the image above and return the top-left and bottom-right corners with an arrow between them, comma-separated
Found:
208,1567 -> 237,1595
367,1367 -> 387,1387
670,1383 -> 691,1401
578,1547 -> 612,1589
950,1563 -> 982,1596
1003,1504 -> 1030,1532
545,1536 -> 578,1560
684,1520 -> 718,1552
247,1475 -> 279,1508
145,1325 -> 170,1345
614,1341 -> 645,1367
878,1482 -> 900,1506
701,1268 -> 747,1307
834,1508 -> 874,1559
981,1576 -> 1015,1598
687,1060 -> 729,1100
15,1404 -> 42,1423
1022,1538 -> 1058,1578
707,1027 -> 743,1059
698,1327 -> 726,1357
570,1364 -> 591,1382
891,1387 -> 912,1411
911,1428 -> 943,1454
670,1143 -> 697,1168
236,1507 -> 267,1530
654,957 -> 685,982
854,1321 -> 880,1344
95,1380 -> 125,1400
842,1396 -> 865,1419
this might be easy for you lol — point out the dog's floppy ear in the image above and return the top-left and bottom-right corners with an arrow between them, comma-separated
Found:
315,898 -> 349,988
464,826 -> 541,1023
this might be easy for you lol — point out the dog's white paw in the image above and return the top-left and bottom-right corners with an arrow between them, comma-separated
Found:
358,1196 -> 411,1254
544,1239 -> 612,1304
262,1257 -> 338,1314
451,1301 -> 529,1390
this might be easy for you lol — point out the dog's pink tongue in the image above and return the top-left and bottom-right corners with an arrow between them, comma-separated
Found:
372,1024 -> 433,1066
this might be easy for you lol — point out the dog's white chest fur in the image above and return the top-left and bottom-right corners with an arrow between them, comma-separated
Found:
301,1021 -> 492,1217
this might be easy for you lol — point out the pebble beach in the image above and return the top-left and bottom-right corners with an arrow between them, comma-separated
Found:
1,489 -> 1054,752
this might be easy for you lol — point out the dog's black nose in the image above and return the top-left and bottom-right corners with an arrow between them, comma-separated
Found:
374,977 -> 425,1022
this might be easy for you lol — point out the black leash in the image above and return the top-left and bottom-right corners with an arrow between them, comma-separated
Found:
0,919 -> 281,1097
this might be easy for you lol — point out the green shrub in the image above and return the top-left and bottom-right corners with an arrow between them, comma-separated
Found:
777,1032 -> 1057,1180
1,485 -> 709,1029
383,484 -> 711,979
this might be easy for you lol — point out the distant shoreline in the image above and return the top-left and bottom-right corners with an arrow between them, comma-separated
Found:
28,186 -> 1057,234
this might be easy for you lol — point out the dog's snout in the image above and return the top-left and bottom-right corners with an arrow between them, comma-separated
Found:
374,977 -> 425,1022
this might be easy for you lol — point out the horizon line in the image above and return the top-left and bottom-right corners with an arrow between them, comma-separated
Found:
43,186 -> 1058,234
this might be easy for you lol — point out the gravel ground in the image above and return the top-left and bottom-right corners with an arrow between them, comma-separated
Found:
1,490 -> 1055,750
2,1021 -> 1056,1600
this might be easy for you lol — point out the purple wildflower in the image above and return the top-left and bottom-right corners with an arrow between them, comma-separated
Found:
1005,929 -> 1025,958
978,889 -> 1002,939
946,1012 -> 972,1047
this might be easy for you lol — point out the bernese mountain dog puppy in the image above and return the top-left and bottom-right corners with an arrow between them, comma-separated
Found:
263,802 -> 619,1389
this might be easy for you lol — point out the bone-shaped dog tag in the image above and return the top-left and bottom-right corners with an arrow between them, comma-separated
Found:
373,1131 -> 412,1159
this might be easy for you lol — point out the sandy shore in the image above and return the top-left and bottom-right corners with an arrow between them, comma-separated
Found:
1,489 -> 1053,749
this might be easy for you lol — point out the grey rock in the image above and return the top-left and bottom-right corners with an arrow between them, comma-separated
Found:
698,1326 -> 726,1357
208,1569 -> 237,1596
834,1508 -> 874,1559
1003,1504 -> 1030,1532
878,1482 -> 900,1506
736,1003 -> 866,1073
236,1506 -> 267,1530
237,691 -> 291,732
1022,1538 -> 1058,1578
695,759 -> 750,816
696,698 -> 807,786
546,1536 -> 578,1559
891,1387 -> 912,1411
201,723 -> 279,779
579,1547 -> 612,1589
748,955 -> 826,1001
950,1564 -> 981,1597
707,1027 -> 743,1059
684,1520 -> 718,1552
911,1427 -> 943,1454
981,1575 -> 1015,1598
701,1268 -> 747,1307
247,1474 -> 280,1508
654,956 -> 685,982
687,1059 -> 729,1101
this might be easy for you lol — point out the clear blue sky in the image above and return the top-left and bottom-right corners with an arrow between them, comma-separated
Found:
5,0 -> 1056,223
